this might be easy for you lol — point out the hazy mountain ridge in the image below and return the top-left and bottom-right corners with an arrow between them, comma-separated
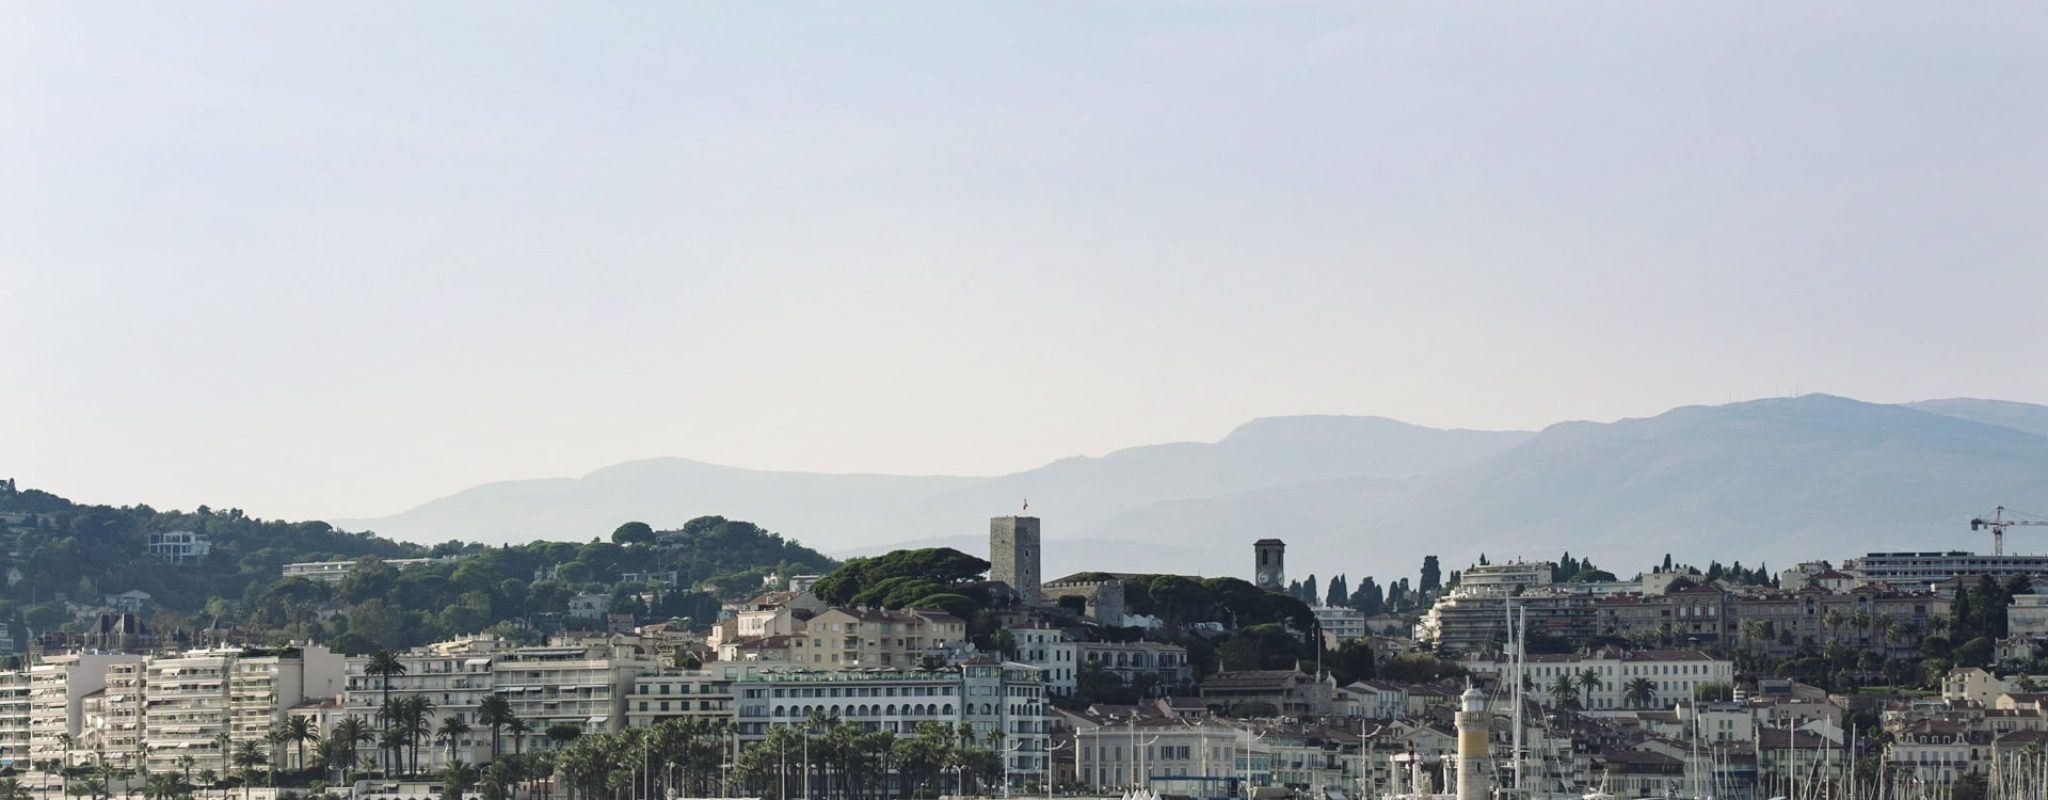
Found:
1906,398 -> 2048,439
336,416 -> 1531,556
1096,395 -> 2048,576
338,396 -> 2048,581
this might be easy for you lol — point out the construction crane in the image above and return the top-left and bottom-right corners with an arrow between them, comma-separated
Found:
1970,506 -> 2048,556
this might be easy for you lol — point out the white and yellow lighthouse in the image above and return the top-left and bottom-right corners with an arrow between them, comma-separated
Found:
1454,686 -> 1491,800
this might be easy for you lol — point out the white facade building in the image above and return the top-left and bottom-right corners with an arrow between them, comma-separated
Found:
1009,627 -> 1078,698
28,653 -> 144,767
735,659 -> 1049,788
492,640 -> 657,752
1460,649 -> 1734,711
343,647 -> 496,771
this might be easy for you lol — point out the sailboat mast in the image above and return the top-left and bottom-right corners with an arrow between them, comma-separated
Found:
1509,599 -> 1524,792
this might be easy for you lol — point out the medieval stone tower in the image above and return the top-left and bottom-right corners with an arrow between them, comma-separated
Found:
990,516 -> 1042,607
1254,538 -> 1286,591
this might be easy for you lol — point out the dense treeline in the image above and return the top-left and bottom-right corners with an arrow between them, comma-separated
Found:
0,483 -> 837,654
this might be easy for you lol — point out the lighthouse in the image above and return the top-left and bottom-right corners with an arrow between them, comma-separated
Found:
1455,685 -> 1491,800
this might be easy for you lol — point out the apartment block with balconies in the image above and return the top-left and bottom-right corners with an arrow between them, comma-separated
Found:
143,651 -> 233,773
342,647 -> 497,770
0,671 -> 29,769
492,641 -> 656,753
100,661 -> 147,769
28,653 -> 144,767
625,668 -> 739,729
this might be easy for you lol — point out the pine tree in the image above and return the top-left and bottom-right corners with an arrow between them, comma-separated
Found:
1350,577 -> 1384,616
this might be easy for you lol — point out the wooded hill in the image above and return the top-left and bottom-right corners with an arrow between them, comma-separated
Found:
0,482 -> 837,654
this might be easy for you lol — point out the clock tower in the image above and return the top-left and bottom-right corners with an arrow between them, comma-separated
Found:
1253,538 -> 1286,591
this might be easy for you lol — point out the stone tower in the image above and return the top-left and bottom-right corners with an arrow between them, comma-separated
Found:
990,516 -> 1042,607
1253,538 -> 1286,591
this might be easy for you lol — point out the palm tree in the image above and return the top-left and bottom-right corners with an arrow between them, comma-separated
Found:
283,715 -> 319,772
365,649 -> 407,763
265,726 -> 288,789
1547,674 -> 1576,708
438,717 -> 474,766
506,718 -> 532,758
0,778 -> 31,800
230,742 -> 266,800
400,695 -> 437,776
365,651 -> 407,718
1577,668 -> 1605,710
477,694 -> 515,759
333,716 -> 374,778
316,735 -> 356,784
29,760 -> 55,800
544,723 -> 581,751
212,731 -> 233,773
439,760 -> 478,800
139,773 -> 178,800
264,728 -> 288,793
1821,609 -> 1844,645
1623,677 -> 1658,709
175,756 -> 195,790
379,728 -> 409,778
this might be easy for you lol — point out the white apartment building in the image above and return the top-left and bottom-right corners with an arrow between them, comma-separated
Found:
100,661 -> 147,768
493,641 -> 656,752
143,645 -> 343,775
732,592 -> 824,638
28,653 -> 144,767
0,672 -> 28,769
1061,711 -> 1250,792
1460,649 -> 1734,712
1009,627 -> 1078,698
735,659 -> 1051,787
1077,642 -> 1191,696
625,668 -> 740,729
2010,595 -> 2048,638
1312,607 -> 1367,641
146,531 -> 211,564
793,608 -> 968,669
237,646 -> 344,755
281,557 -> 455,583
144,650 -> 234,773
342,646 -> 497,769
1841,551 -> 2048,585
1459,561 -> 1556,596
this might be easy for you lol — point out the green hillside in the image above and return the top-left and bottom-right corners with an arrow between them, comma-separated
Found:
0,481 -> 837,653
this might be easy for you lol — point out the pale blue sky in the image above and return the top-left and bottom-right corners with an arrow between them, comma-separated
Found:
4,2 -> 2045,521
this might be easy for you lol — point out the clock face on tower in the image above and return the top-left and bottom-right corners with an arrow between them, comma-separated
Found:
1257,570 -> 1280,589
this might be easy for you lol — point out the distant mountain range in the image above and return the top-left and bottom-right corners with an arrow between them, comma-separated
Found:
334,396 -> 2048,584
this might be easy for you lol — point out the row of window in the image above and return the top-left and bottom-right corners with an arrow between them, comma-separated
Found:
635,700 -> 728,712
768,685 -> 955,698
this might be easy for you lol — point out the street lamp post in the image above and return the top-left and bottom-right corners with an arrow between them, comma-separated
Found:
1240,725 -> 1269,800
1137,735 -> 1161,797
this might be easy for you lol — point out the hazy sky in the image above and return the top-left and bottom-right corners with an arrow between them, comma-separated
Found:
5,2 -> 2045,522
